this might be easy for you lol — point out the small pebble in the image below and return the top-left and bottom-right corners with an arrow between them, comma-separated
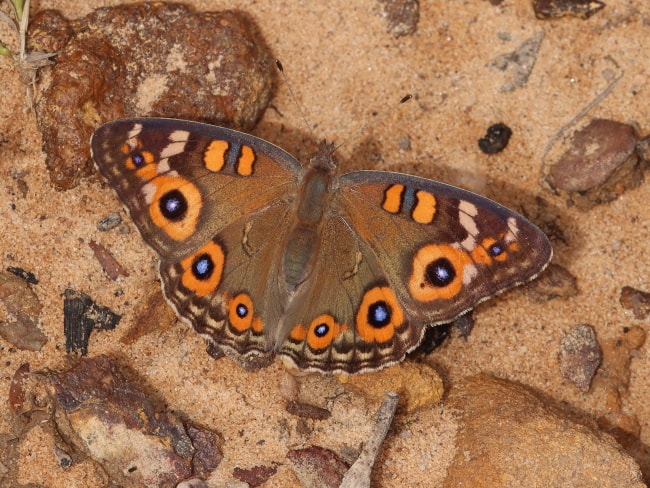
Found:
96,212 -> 122,231
619,286 -> 650,320
286,400 -> 332,420
232,465 -> 277,488
63,289 -> 121,355
533,0 -> 605,19
488,32 -> 544,92
549,119 -> 642,210
558,324 -> 602,392
287,446 -> 349,488
0,271 -> 47,351
378,0 -> 419,37
478,123 -> 512,154
528,263 -> 578,302
6,266 -> 39,284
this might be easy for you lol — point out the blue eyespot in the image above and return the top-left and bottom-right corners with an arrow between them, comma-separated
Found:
236,303 -> 248,318
192,254 -> 214,280
368,301 -> 391,328
489,242 -> 504,257
314,323 -> 329,337
425,257 -> 455,287
160,189 -> 188,221
131,153 -> 145,167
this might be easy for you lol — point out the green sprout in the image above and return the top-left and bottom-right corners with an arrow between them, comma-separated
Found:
1,0 -> 57,106
0,0 -> 27,58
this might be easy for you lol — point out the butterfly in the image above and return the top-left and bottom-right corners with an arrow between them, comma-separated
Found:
91,118 -> 552,374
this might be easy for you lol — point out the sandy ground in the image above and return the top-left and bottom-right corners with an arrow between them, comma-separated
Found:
1,0 -> 649,486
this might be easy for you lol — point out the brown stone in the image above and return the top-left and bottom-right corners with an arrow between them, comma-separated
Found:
346,361 -> 444,413
287,446 -> 349,488
549,119 -> 643,210
47,355 -> 222,487
0,271 -> 47,351
619,286 -> 650,320
533,0 -> 606,19
378,0 -> 420,37
34,3 -> 274,190
527,263 -> 578,302
558,324 -> 602,391
444,375 -> 644,487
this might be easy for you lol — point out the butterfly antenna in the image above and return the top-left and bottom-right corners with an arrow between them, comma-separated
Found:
333,94 -> 413,154
275,59 -> 318,141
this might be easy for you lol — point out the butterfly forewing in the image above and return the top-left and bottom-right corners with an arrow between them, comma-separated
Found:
336,170 -> 552,325
91,118 -> 302,260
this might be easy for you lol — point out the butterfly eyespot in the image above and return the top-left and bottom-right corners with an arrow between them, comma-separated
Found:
160,189 -> 188,221
470,237 -> 506,265
489,242 -> 503,255
192,253 -> 214,280
125,149 -> 156,178
305,314 -> 344,350
227,293 -> 264,333
180,241 -> 225,296
424,257 -> 456,288
409,244 -> 475,302
148,176 -> 202,240
356,286 -> 404,343
131,153 -> 145,166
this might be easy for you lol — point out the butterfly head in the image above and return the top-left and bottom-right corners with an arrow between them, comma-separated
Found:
309,140 -> 337,172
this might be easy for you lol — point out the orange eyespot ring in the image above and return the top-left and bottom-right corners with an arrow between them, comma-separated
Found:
180,240 -> 225,297
148,176 -> 202,241
408,244 -> 473,302
125,150 -> 154,171
227,293 -> 263,333
305,314 -> 345,350
471,237 -> 498,265
356,286 -> 404,344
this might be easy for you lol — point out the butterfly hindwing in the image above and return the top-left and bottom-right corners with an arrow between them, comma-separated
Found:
278,211 -> 426,374
159,201 -> 294,370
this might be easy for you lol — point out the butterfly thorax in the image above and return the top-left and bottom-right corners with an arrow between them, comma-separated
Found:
282,142 -> 337,291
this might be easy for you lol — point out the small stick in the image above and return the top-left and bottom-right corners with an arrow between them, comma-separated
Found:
340,391 -> 400,488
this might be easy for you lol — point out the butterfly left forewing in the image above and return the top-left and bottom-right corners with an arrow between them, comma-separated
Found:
91,118 -> 301,260
336,171 -> 552,325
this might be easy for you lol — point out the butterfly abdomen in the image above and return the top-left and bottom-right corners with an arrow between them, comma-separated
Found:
282,163 -> 334,290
